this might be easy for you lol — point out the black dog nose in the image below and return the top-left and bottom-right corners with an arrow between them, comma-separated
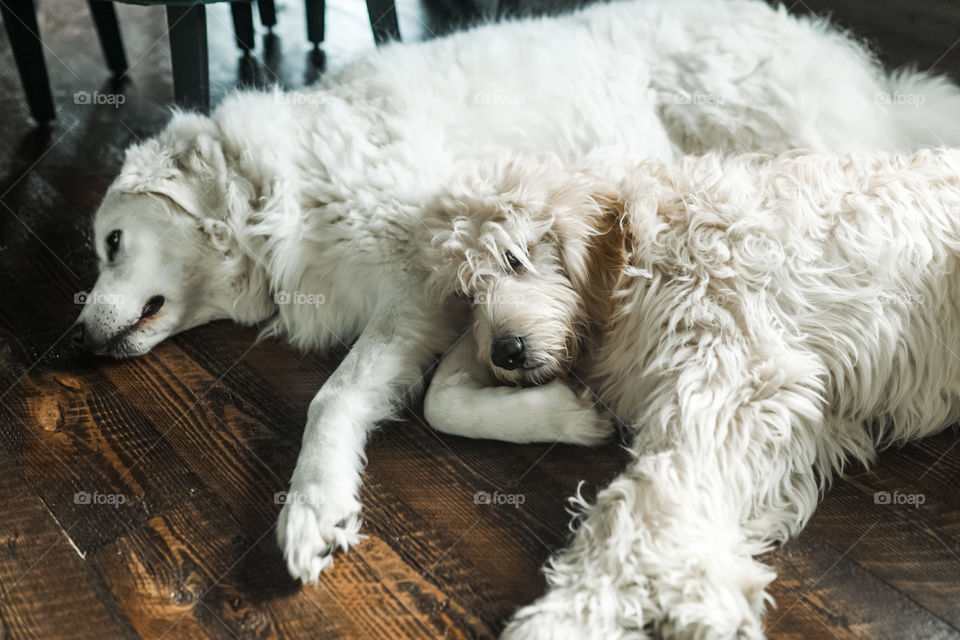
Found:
72,322 -> 86,346
491,336 -> 525,370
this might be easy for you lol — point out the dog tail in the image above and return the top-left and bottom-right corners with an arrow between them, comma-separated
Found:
884,69 -> 960,149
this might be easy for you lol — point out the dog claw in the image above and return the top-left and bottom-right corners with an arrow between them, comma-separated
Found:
276,485 -> 365,583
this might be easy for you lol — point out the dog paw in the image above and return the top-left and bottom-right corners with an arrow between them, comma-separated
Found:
541,381 -> 613,446
501,588 -> 630,640
276,483 -> 364,583
652,556 -> 771,640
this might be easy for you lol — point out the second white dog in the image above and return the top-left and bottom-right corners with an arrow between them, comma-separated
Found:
421,149 -> 960,638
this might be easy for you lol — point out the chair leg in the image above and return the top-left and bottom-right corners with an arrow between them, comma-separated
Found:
365,0 -> 400,45
87,0 -> 127,76
305,0 -> 324,46
166,4 -> 209,113
257,0 -> 276,29
229,2 -> 255,52
0,0 -> 55,122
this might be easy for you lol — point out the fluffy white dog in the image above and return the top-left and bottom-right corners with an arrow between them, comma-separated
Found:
420,149 -> 960,639
72,0 -> 960,602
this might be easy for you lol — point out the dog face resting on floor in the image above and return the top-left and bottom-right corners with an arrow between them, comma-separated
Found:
420,150 -> 960,639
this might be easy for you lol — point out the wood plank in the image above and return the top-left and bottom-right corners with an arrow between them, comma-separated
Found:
766,526 -> 958,640
804,466 -> 960,628
0,449 -> 137,639
92,491 -> 492,639
2,366 -> 206,555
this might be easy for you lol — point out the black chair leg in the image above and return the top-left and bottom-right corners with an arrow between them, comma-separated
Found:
305,0 -> 324,46
0,0 -> 55,122
365,0 -> 399,45
87,0 -> 127,76
166,4 -> 209,113
229,2 -> 255,52
257,0 -> 276,29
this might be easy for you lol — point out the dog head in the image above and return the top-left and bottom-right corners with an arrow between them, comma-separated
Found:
74,113 -> 274,357
421,157 -> 628,385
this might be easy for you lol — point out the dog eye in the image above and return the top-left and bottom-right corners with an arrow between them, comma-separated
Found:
106,229 -> 121,262
504,250 -> 523,272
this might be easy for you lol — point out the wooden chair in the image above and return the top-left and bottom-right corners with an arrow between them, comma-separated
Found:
0,0 -> 274,120
304,0 -> 400,48
2,0 -> 399,121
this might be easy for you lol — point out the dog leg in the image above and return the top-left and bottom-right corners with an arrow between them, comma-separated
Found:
502,342 -> 825,640
425,334 -> 613,445
277,305 -> 447,583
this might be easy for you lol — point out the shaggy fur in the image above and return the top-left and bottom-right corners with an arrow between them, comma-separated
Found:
420,149 -> 960,639
72,0 -> 960,601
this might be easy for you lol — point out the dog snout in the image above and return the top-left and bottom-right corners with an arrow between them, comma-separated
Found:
71,321 -> 104,352
491,336 -> 525,370
71,322 -> 103,353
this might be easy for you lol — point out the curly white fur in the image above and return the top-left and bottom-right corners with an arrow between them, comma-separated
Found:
420,149 -> 960,638
73,0 -> 960,601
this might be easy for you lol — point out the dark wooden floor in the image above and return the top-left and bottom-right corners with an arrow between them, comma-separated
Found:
1,1 -> 959,639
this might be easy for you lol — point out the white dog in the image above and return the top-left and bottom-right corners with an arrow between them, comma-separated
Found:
420,149 -> 960,639
73,0 -> 960,594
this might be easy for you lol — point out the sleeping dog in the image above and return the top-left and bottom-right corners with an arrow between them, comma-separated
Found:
421,149 -> 960,638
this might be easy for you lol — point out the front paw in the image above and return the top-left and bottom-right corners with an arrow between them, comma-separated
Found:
544,381 -> 614,446
276,483 -> 364,583
501,587 -> 633,640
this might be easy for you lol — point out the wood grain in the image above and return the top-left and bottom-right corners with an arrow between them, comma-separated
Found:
0,0 -> 959,639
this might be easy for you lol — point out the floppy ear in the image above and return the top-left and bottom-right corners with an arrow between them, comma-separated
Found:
110,113 -> 230,219
550,181 -> 630,328
418,155 -> 558,298
419,188 -> 516,300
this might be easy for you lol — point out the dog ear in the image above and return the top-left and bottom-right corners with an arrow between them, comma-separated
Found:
111,113 -> 230,219
551,182 -> 630,328
160,131 -> 229,218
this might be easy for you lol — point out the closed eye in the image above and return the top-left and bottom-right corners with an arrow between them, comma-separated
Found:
106,229 -> 121,262
504,250 -> 523,273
